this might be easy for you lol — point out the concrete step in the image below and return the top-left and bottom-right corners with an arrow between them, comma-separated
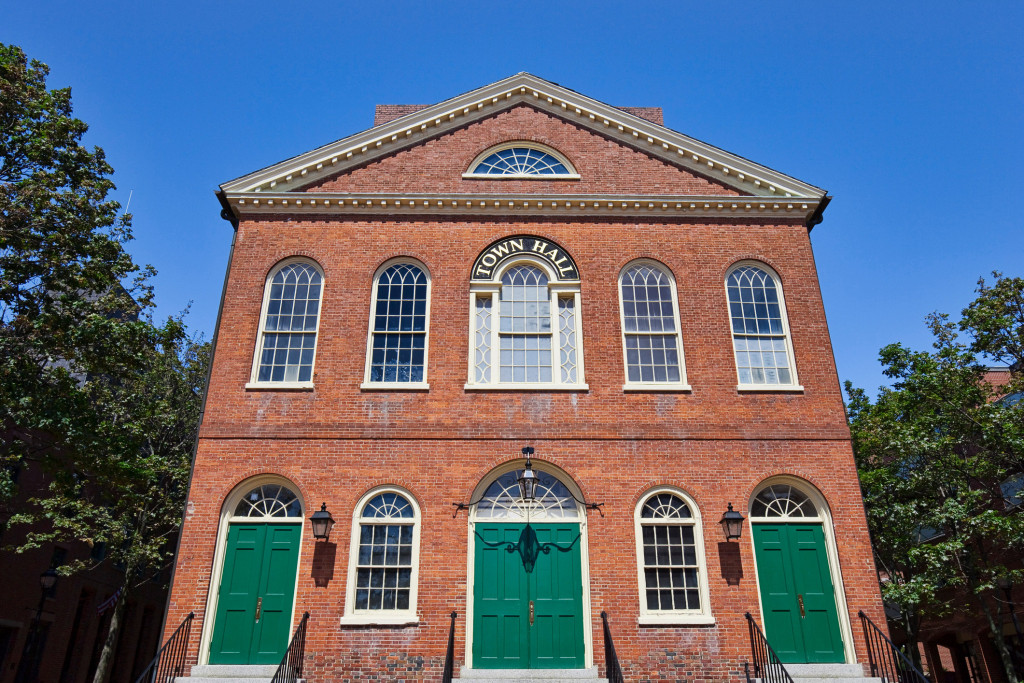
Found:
456,667 -> 604,682
174,664 -> 303,683
786,664 -> 868,679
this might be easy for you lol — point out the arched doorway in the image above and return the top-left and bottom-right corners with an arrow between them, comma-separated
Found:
749,479 -> 849,664
467,462 -> 590,670
206,480 -> 304,665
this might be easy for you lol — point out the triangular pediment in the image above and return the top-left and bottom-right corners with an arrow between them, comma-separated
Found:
219,73 -> 828,225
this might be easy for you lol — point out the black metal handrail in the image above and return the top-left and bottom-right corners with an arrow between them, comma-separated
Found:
858,611 -> 930,683
601,611 -> 625,683
270,611 -> 310,683
442,611 -> 457,683
744,612 -> 794,683
132,612 -> 194,683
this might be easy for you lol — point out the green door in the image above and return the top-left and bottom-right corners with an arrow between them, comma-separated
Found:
753,523 -> 844,663
473,523 -> 585,669
209,523 -> 301,664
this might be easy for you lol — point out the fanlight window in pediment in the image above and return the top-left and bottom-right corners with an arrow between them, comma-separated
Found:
469,145 -> 575,177
751,484 -> 817,519
234,484 -> 302,518
475,470 -> 579,520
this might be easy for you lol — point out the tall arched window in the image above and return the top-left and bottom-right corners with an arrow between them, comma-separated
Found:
619,261 -> 689,390
250,259 -> 323,387
468,259 -> 585,389
726,263 -> 799,389
363,260 -> 430,388
633,489 -> 712,624
343,488 -> 421,625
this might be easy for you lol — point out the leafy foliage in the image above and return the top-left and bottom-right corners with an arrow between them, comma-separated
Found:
847,273 -> 1024,682
1,43 -> 209,683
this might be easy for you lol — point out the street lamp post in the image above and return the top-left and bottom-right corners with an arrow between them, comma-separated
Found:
14,567 -> 58,683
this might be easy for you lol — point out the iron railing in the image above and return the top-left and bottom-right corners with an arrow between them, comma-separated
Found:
132,612 -> 194,683
744,612 -> 794,683
601,611 -> 625,683
858,611 -> 930,683
270,611 -> 310,683
442,610 -> 457,683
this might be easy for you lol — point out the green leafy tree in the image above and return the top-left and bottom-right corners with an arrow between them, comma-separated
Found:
847,274 -> 1024,683
1,44 -> 208,683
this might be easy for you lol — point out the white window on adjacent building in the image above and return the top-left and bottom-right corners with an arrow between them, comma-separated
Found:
634,488 -> 712,624
725,262 -> 800,390
468,258 -> 585,390
619,260 -> 690,391
342,488 -> 421,625
249,259 -> 323,389
362,260 -> 430,389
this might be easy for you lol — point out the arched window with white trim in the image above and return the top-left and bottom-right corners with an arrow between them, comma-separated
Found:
619,261 -> 690,390
363,260 -> 430,388
343,488 -> 421,625
463,143 -> 579,179
250,259 -> 323,387
468,253 -> 585,390
726,263 -> 799,388
634,488 -> 712,624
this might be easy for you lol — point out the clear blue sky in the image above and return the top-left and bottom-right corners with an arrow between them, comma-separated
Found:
5,1 -> 1022,395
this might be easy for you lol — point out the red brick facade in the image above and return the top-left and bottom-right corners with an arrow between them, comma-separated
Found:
164,75 -> 885,681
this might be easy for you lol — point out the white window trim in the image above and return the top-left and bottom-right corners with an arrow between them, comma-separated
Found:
618,259 -> 692,392
249,257 -> 324,388
462,141 -> 580,180
361,258 -> 432,390
342,486 -> 421,626
633,487 -> 714,626
465,256 -> 587,391
724,260 -> 801,391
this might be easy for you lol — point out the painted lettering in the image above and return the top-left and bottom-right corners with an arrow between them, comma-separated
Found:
531,240 -> 549,254
475,264 -> 492,278
481,253 -> 497,267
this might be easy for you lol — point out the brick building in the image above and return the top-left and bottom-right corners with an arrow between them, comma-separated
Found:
163,73 -> 887,681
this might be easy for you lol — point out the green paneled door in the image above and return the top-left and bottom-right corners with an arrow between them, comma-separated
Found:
473,523 -> 585,669
753,523 -> 845,663
209,523 -> 301,665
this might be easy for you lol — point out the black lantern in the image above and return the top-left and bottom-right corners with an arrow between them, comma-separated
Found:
517,447 -> 538,501
39,567 -> 58,591
309,502 -> 335,541
719,503 -> 745,540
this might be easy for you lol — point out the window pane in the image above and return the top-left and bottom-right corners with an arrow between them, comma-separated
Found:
369,264 -> 428,383
728,266 -> 793,385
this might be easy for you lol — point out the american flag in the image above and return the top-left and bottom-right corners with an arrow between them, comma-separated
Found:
96,587 -> 122,615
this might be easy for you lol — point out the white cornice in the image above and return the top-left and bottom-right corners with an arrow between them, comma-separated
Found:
220,73 -> 826,201
222,191 -> 822,222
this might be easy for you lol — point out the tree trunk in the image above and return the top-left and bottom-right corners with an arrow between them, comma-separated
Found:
90,574 -> 132,683
977,591 -> 1020,683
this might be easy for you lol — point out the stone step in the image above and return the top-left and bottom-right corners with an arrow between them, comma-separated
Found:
174,664 -> 303,683
786,664 -> 869,679
456,666 -> 604,682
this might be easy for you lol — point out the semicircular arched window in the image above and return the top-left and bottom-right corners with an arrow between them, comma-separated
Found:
474,469 -> 579,520
465,144 -> 578,178
233,483 -> 303,518
750,484 -> 817,519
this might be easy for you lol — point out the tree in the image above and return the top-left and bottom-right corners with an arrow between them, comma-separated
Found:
1,44 -> 208,683
847,273 -> 1024,683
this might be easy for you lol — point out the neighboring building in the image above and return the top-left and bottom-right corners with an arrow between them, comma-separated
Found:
163,73 -> 887,681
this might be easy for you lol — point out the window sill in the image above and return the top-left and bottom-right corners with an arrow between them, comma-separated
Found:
623,383 -> 692,393
360,382 -> 430,391
461,173 -> 581,181
338,614 -> 419,627
245,381 -> 315,391
736,384 -> 804,393
638,614 -> 716,626
464,383 -> 589,392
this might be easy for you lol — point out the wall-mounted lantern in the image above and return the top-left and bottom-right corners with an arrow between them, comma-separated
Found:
720,502 -> 745,540
309,502 -> 335,541
517,447 -> 538,501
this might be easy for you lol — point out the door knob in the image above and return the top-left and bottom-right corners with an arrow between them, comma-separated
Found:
255,596 -> 263,622
797,594 -> 805,618
529,600 -> 534,626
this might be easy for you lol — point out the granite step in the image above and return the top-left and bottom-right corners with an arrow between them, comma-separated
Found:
174,664 -> 303,683
456,667 -> 605,682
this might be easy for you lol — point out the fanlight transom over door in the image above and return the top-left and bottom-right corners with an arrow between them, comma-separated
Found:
471,467 -> 586,669
209,483 -> 302,665
751,483 -> 845,664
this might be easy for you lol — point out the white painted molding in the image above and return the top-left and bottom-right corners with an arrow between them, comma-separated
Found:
219,73 -> 825,200
622,383 -> 693,393
359,382 -> 430,390
223,192 -> 822,223
735,385 -> 805,392
244,381 -> 315,391
637,615 -> 716,626
338,615 -> 419,627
